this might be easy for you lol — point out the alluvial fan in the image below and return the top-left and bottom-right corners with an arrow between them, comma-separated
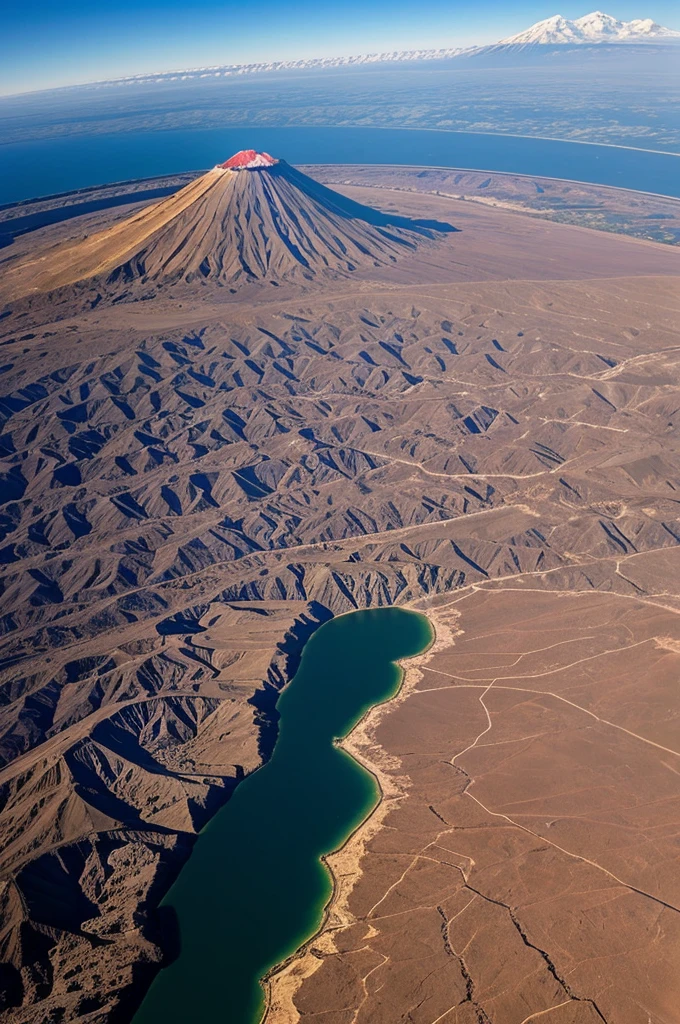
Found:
3,151 -> 448,298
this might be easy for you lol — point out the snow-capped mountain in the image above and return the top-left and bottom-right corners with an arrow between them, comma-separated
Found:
617,17 -> 678,38
499,10 -> 680,46
82,11 -> 679,92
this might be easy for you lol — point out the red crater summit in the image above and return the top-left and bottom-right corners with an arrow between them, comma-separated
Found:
219,150 -> 278,169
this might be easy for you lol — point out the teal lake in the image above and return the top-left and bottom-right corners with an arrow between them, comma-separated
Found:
2,126 -> 679,205
132,607 -> 433,1024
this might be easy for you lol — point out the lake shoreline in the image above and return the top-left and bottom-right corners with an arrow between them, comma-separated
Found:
262,606 -> 453,1024
4,159 -> 680,213
131,608 -> 434,1024
4,162 -> 679,259
3,125 -> 680,205
3,122 -> 678,158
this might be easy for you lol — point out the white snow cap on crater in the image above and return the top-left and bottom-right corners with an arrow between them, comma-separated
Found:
218,150 -> 279,170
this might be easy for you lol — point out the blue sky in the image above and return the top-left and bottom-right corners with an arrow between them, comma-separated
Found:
3,1 -> 679,95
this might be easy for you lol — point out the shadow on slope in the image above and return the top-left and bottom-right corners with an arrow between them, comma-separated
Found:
279,162 -> 459,235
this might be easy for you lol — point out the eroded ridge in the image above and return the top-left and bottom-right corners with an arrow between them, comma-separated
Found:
0,175 -> 678,1022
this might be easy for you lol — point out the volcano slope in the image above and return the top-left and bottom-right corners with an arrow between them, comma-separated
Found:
1,152 -> 451,302
0,157 -> 679,1024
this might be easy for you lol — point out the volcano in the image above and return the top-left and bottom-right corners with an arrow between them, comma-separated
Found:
3,152 -> 453,299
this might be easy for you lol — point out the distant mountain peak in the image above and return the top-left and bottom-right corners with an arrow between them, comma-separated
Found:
41,9 -> 680,96
574,10 -> 620,28
499,10 -> 680,45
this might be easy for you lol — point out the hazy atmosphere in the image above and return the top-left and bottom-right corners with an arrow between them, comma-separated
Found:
4,0 -> 680,92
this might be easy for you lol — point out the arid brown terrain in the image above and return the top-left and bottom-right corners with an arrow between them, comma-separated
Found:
0,157 -> 678,1024
309,165 -> 680,246
3,164 -> 679,256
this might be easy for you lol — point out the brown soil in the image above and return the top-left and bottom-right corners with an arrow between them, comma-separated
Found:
309,164 -> 680,246
0,166 -> 678,1023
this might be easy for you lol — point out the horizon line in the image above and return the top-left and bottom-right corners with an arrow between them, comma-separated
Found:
2,10 -> 679,101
